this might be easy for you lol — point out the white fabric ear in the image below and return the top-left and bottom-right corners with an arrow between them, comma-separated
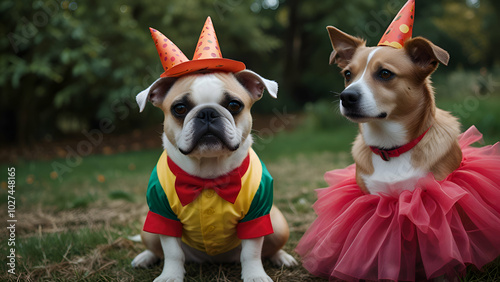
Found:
136,78 -> 162,112
236,69 -> 278,99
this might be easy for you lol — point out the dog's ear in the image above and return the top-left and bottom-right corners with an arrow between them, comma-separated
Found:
234,69 -> 278,100
326,26 -> 365,68
404,37 -> 449,76
136,77 -> 178,112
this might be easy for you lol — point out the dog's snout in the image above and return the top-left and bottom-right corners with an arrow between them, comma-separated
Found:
197,108 -> 220,123
340,91 -> 360,108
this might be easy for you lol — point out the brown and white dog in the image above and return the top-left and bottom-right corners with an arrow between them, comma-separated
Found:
131,70 -> 297,282
327,26 -> 462,195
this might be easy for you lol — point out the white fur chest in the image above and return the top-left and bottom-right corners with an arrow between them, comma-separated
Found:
360,122 -> 426,195
362,151 -> 426,195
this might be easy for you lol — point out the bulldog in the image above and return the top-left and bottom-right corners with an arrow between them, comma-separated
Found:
131,70 -> 297,282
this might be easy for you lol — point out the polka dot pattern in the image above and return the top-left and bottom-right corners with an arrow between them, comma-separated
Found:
399,24 -> 410,34
378,0 -> 415,49
192,17 -> 223,60
149,17 -> 245,78
149,27 -> 189,71
380,40 -> 403,49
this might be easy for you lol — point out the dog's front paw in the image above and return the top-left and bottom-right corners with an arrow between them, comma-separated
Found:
241,264 -> 272,282
269,249 -> 298,267
131,250 -> 160,268
242,275 -> 273,282
153,273 -> 184,282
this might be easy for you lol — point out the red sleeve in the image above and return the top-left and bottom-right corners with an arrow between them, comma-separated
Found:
236,214 -> 273,239
143,211 -> 183,237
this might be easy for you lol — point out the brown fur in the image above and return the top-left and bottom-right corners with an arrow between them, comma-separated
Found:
327,26 -> 462,192
413,109 -> 462,180
352,132 -> 373,193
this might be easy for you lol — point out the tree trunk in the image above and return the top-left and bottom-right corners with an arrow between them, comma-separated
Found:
283,0 -> 303,103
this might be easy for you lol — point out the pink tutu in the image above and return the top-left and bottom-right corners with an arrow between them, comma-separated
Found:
296,126 -> 500,281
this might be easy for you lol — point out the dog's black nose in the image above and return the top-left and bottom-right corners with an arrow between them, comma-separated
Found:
197,108 -> 220,123
340,90 -> 360,108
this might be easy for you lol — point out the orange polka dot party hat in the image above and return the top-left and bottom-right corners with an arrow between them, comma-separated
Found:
378,0 -> 415,49
149,16 -> 246,78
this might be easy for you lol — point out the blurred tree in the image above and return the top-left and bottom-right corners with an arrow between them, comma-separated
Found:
433,0 -> 496,66
488,0 -> 500,65
1,0 -> 498,146
274,0 -> 500,105
0,0 -> 280,145
277,0 -> 396,104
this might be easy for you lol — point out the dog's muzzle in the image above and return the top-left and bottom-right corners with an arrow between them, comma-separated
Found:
340,89 -> 364,120
339,89 -> 387,120
340,90 -> 360,110
179,107 -> 239,155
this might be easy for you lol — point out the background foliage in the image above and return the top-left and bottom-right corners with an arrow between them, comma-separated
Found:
1,1 -> 500,280
1,0 -> 499,146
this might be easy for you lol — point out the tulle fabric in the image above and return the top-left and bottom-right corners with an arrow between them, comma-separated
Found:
296,126 -> 500,281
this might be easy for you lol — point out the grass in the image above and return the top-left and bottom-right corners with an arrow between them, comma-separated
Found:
0,145 -> 345,281
2,129 -> 500,281
253,126 -> 356,163
0,149 -> 161,210
2,83 -> 500,281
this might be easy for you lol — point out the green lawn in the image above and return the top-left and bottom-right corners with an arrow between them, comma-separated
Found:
1,135 -> 347,281
2,93 -> 500,281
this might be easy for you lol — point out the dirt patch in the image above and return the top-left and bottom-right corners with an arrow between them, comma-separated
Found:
4,197 -> 325,282
0,126 -> 164,163
5,201 -> 147,237
14,237 -> 137,282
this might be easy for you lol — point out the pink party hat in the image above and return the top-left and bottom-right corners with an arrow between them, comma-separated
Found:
378,0 -> 415,49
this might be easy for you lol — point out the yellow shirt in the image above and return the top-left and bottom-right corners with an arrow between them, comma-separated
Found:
143,148 -> 274,255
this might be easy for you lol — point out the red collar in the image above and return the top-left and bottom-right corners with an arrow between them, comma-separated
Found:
167,155 -> 250,206
369,126 -> 431,161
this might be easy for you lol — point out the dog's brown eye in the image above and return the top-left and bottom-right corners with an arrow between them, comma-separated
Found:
173,104 -> 188,116
227,101 -> 243,114
378,69 -> 394,80
344,71 -> 352,82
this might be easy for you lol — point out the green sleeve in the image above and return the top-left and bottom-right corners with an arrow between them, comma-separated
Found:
146,166 -> 179,221
240,160 -> 273,223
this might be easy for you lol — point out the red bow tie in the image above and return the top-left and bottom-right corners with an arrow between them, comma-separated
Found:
167,155 -> 250,206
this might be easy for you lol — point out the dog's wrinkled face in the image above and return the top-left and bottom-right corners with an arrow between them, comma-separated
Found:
136,70 -> 277,158
327,26 -> 449,124
164,74 -> 253,157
